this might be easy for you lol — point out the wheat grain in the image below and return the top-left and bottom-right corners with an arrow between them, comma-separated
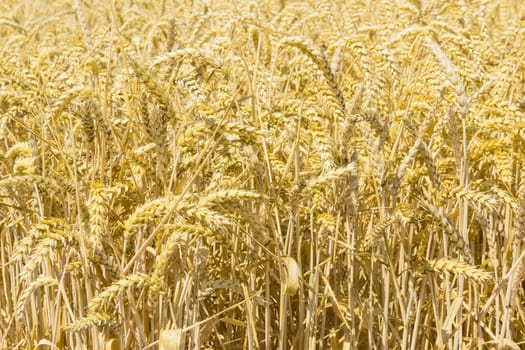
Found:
2,0 -> 525,347
424,258 -> 493,283
16,275 -> 57,321
87,273 -> 151,314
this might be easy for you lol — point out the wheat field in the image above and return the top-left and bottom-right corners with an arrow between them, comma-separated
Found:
1,0 -> 524,349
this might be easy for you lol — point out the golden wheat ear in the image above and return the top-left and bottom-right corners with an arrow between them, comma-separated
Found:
3,0 -> 525,347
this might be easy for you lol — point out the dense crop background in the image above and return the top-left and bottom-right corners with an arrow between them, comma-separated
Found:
1,0 -> 525,349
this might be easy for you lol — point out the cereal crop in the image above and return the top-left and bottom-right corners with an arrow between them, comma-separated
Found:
1,0 -> 524,349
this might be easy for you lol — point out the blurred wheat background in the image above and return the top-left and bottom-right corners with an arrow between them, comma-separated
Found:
1,0 -> 525,349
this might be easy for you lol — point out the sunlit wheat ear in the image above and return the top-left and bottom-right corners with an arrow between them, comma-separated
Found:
16,275 -> 57,321
86,273 -> 152,314
18,222 -> 77,286
147,223 -> 212,309
7,142 -> 36,175
65,312 -> 119,333
363,214 -> 399,250
281,256 -> 301,296
88,183 -> 110,252
303,162 -> 357,194
424,258 -> 493,283
159,329 -> 184,350
419,196 -> 472,258
450,184 -> 499,214
419,141 -> 441,189
279,36 -> 346,116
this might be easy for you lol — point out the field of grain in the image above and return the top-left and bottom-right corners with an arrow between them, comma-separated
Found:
1,0 -> 524,349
